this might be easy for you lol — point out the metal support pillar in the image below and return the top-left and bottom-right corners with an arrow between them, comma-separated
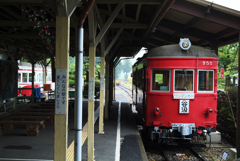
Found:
54,16 -> 69,161
74,27 -> 84,161
88,46 -> 95,161
98,56 -> 105,134
105,61 -> 109,119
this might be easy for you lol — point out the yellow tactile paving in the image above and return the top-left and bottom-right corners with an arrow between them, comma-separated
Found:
67,107 -> 99,161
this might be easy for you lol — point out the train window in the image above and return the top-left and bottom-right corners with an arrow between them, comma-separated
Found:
174,70 -> 194,92
29,73 -> 32,82
22,73 -> 28,82
18,73 -> 21,82
198,70 -> 214,92
151,69 -> 170,92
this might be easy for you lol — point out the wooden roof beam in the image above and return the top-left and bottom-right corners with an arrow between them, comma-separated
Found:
95,3 -> 124,47
151,30 -> 180,44
96,0 -> 162,4
158,18 -> 212,41
171,0 -> 240,30
0,5 -> 23,20
104,28 -> 123,56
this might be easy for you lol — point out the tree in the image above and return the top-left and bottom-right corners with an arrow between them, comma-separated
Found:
218,43 -> 239,89
69,57 -> 75,87
115,61 -> 123,79
122,59 -> 132,80
218,43 -> 239,75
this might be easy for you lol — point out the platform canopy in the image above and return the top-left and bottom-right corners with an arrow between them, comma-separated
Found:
0,0 -> 239,63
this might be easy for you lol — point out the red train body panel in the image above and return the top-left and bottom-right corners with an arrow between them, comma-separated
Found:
133,42 -> 218,141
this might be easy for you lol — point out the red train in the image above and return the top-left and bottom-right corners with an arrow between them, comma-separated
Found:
132,38 -> 218,142
18,62 -> 55,96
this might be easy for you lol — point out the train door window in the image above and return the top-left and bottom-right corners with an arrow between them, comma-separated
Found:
18,73 -> 21,82
22,73 -> 28,82
174,69 -> 194,92
29,73 -> 32,82
151,69 -> 170,92
198,70 -> 214,92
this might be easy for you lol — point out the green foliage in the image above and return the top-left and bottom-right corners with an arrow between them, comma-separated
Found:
23,58 -> 29,62
69,56 -> 75,67
127,77 -> 132,84
69,57 -> 76,87
155,74 -> 163,84
217,87 -> 237,145
69,79 -> 75,85
218,43 -> 239,89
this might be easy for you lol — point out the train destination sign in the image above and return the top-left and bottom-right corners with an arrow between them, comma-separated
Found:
173,93 -> 194,99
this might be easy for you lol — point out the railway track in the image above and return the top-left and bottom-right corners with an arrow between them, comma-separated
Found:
145,141 -> 208,161
117,84 -> 132,97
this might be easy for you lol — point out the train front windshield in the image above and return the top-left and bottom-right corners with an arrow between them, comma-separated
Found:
198,70 -> 214,92
150,69 -> 214,92
175,70 -> 193,91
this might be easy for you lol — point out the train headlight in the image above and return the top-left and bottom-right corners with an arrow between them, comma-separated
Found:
179,38 -> 191,50
154,107 -> 161,117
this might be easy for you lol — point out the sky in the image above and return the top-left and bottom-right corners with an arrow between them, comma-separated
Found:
205,0 -> 240,11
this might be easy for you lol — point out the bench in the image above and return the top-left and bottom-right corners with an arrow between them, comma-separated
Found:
11,112 -> 55,124
0,116 -> 50,129
0,101 -> 15,112
17,96 -> 30,103
0,120 -> 44,136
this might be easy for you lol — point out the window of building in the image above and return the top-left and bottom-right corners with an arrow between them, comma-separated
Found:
198,70 -> 214,92
174,70 -> 194,92
151,69 -> 170,92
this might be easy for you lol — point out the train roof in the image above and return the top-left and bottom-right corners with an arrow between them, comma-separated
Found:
147,45 -> 218,58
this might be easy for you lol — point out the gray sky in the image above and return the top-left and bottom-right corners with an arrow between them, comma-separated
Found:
205,0 -> 240,11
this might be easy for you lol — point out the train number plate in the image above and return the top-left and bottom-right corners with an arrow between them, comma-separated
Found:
179,100 -> 189,114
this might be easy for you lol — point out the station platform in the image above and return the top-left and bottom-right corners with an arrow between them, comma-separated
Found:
0,87 -> 147,161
